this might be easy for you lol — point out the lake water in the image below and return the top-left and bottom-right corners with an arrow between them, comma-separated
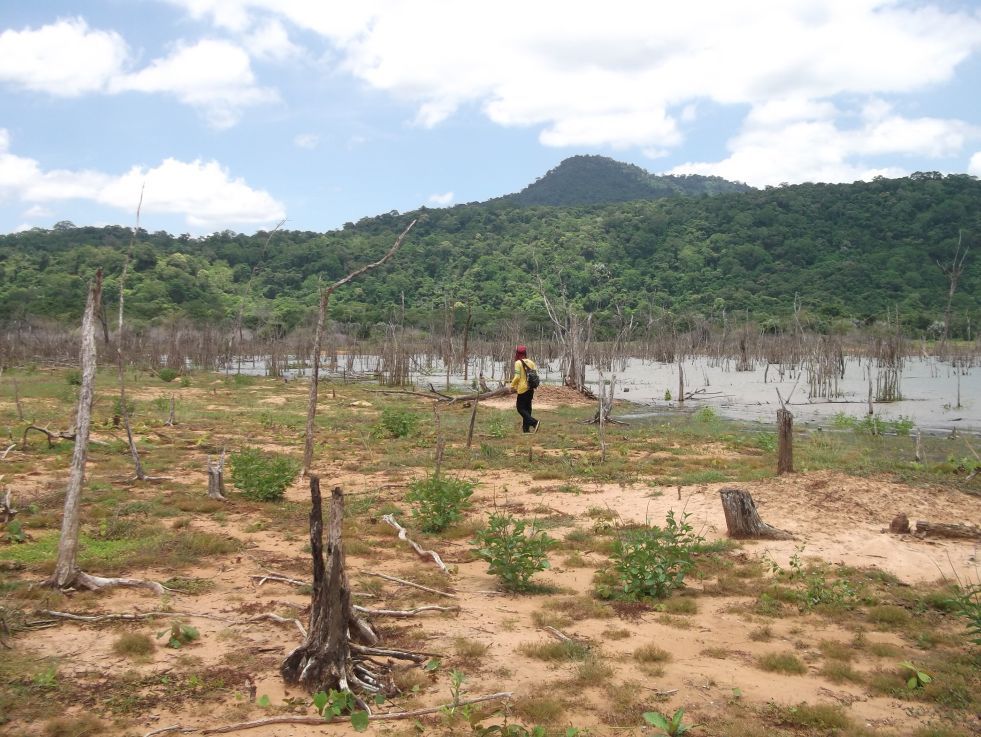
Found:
233,354 -> 980,435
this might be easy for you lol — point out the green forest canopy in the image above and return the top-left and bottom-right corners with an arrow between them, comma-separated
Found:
0,171 -> 978,339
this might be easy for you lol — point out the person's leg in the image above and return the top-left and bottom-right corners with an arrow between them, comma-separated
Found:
516,391 -> 534,432
527,390 -> 538,431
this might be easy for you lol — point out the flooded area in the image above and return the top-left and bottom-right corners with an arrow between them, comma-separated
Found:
232,353 -> 979,435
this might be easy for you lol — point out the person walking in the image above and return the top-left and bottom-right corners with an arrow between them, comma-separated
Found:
510,345 -> 540,433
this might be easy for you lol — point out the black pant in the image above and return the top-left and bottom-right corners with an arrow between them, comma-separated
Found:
516,390 -> 537,432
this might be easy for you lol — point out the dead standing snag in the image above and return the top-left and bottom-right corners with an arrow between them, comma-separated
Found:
282,480 -> 393,697
44,271 -> 164,594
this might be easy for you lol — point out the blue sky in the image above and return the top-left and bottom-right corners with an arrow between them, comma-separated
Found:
1,0 -> 980,236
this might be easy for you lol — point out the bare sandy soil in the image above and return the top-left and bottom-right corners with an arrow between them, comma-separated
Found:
1,383 -> 978,737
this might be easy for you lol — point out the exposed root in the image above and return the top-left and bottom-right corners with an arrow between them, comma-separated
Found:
380,514 -> 449,572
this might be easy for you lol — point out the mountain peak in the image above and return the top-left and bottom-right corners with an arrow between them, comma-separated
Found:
506,154 -> 752,206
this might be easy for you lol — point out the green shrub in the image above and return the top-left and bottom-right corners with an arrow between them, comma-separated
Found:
406,474 -> 475,532
158,368 -> 179,382
472,514 -> 556,592
379,408 -> 419,438
230,447 -> 300,502
66,369 -> 82,386
596,511 -> 704,601
948,583 -> 981,644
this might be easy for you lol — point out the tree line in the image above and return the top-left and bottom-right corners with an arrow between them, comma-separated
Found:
0,172 -> 977,340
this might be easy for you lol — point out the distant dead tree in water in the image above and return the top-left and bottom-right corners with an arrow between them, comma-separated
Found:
936,229 -> 970,356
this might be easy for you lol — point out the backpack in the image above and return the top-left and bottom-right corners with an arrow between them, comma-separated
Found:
520,359 -> 540,390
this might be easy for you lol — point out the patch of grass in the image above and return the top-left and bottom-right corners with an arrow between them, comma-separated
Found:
866,604 -> 910,627
757,651 -> 807,675
867,640 -> 903,658
519,640 -> 591,662
570,657 -> 614,687
632,643 -> 671,664
658,596 -> 698,615
771,702 -> 851,731
453,638 -> 489,667
749,625 -> 773,642
820,661 -> 864,685
541,595 -> 613,621
42,714 -> 106,737
111,632 -> 156,659
817,639 -> 854,662
512,694 -> 565,724
601,627 -> 632,640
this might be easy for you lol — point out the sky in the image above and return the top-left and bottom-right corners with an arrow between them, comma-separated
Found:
1,0 -> 980,237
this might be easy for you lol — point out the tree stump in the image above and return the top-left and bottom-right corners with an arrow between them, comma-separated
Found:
281,480 -> 383,696
207,452 -> 227,501
915,521 -> 981,540
776,408 -> 793,475
719,487 -> 794,540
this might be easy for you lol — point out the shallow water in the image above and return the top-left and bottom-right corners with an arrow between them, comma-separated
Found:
230,353 -> 979,434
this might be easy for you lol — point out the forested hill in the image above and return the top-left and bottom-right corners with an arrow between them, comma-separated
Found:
0,172 -> 978,337
503,155 -> 753,206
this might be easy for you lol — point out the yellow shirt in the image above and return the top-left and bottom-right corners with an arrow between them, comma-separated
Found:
510,358 -> 537,394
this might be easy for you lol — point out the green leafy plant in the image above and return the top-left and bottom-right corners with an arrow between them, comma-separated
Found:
312,689 -> 370,732
472,513 -> 556,592
158,621 -> 199,649
643,707 -> 697,735
379,408 -> 419,438
899,661 -> 932,690
4,519 -> 26,543
487,413 -> 510,439
947,583 -> 981,644
229,446 -> 300,502
158,367 -> 179,382
597,511 -> 703,601
407,474 -> 475,532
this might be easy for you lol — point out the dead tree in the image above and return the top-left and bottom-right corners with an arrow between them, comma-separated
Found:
719,488 -> 794,540
116,200 -> 146,481
45,271 -> 164,594
936,229 -> 969,355
303,220 -> 416,475
207,451 -> 228,501
776,388 -> 794,475
282,480 -> 393,698
538,275 -> 591,394
1,483 -> 16,524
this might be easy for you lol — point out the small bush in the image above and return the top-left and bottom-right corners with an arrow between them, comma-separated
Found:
158,368 -> 179,382
406,474 -> 474,532
520,640 -> 590,661
633,644 -> 671,664
379,408 -> 419,438
596,511 -> 704,601
472,514 -> 556,592
43,715 -> 105,737
66,369 -> 82,386
230,447 -> 300,502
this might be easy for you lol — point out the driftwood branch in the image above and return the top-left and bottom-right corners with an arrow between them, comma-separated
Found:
361,572 -> 458,599
380,514 -> 449,573
201,692 -> 513,734
353,605 -> 459,618
915,521 -> 981,540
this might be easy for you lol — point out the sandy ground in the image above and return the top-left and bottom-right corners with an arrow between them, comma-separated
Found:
1,385 -> 978,737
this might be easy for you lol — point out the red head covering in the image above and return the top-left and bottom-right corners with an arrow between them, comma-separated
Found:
515,345 -> 527,359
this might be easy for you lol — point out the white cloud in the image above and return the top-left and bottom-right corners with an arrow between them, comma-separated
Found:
427,191 -> 453,206
665,103 -> 975,186
246,18 -> 301,61
293,133 -> 320,149
22,204 -> 53,218
0,129 -> 284,228
0,17 -> 128,96
969,152 -> 981,176
111,39 -> 277,128
155,0 -> 981,167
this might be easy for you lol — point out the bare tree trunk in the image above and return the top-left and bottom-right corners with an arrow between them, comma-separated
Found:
677,360 -> 684,406
45,270 -> 164,594
466,395 -> 479,449
719,488 -> 794,540
281,481 -> 381,695
777,407 -> 793,475
303,220 -> 416,475
47,271 -> 102,588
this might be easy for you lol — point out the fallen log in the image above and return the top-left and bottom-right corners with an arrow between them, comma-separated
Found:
915,521 -> 981,540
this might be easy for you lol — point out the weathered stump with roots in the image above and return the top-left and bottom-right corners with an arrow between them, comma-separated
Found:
719,487 -> 794,540
281,479 -> 389,698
